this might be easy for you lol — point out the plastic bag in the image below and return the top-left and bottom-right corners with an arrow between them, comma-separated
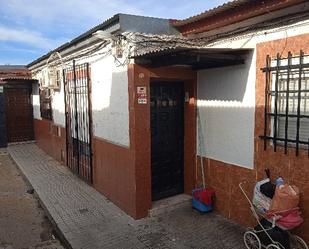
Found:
269,184 -> 300,213
260,169 -> 276,198
253,179 -> 272,213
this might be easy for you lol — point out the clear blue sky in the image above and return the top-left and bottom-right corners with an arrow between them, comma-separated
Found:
0,0 -> 227,65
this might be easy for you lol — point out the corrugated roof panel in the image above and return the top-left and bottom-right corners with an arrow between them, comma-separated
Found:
172,0 -> 251,26
126,32 -> 209,57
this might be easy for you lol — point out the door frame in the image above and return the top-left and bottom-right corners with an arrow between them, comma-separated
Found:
148,73 -> 197,203
150,80 -> 185,200
128,64 -> 197,217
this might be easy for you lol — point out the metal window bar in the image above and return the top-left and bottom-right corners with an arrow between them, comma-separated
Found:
273,53 -> 280,152
260,51 -> 309,157
264,55 -> 271,150
296,50 -> 304,156
284,52 -> 291,154
39,89 -> 53,120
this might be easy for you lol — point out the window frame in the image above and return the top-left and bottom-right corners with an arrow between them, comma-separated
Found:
39,88 -> 53,120
261,50 -> 309,156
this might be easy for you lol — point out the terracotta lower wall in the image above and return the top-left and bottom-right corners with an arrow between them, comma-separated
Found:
92,137 -> 137,217
198,153 -> 309,243
196,157 -> 257,227
34,119 -> 66,163
255,142 -> 309,242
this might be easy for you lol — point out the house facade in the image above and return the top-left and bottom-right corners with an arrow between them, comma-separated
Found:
28,14 -> 181,218
28,0 -> 309,243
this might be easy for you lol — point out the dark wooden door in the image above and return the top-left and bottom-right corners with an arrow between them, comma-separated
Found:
150,81 -> 184,201
5,86 -> 34,143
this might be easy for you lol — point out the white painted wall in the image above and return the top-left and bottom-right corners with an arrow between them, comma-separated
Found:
91,54 -> 130,147
32,82 -> 41,120
197,19 -> 309,169
31,43 -> 130,147
52,82 -> 65,127
32,67 -> 65,127
197,52 -> 256,169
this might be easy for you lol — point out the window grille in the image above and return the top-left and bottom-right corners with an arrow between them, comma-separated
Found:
261,50 -> 309,156
40,88 -> 53,120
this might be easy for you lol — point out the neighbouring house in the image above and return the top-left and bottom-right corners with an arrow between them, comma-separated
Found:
27,0 -> 309,243
0,65 -> 35,147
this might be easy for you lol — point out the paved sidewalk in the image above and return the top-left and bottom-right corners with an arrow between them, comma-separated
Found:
8,143 -> 246,249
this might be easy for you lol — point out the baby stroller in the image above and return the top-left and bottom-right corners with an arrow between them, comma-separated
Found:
239,181 -> 308,249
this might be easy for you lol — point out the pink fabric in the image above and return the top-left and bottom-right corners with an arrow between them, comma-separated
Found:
267,208 -> 304,230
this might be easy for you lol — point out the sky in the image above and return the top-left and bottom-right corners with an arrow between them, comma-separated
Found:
0,0 -> 227,65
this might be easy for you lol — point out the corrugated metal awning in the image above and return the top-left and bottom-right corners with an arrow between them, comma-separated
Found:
132,46 -> 252,70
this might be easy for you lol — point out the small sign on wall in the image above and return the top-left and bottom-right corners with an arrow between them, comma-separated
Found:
0,86 -> 3,93
137,86 -> 147,104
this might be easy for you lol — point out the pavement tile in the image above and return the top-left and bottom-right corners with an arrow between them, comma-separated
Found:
8,143 -> 246,249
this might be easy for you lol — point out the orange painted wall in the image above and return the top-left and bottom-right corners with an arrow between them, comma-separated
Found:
34,119 -> 66,163
92,136 -> 137,217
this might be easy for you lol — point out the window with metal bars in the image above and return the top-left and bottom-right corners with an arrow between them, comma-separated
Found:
261,50 -> 309,156
39,88 -> 53,120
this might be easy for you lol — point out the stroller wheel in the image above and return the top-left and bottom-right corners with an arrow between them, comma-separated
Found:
266,245 -> 280,249
291,235 -> 309,249
244,231 -> 261,249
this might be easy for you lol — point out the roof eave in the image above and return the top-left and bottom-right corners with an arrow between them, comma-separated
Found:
173,0 -> 308,35
27,14 -> 120,68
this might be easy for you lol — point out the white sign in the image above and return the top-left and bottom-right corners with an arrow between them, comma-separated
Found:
137,86 -> 147,104
138,98 -> 147,104
137,86 -> 146,94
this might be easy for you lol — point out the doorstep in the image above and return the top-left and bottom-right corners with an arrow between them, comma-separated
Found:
149,194 -> 192,217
